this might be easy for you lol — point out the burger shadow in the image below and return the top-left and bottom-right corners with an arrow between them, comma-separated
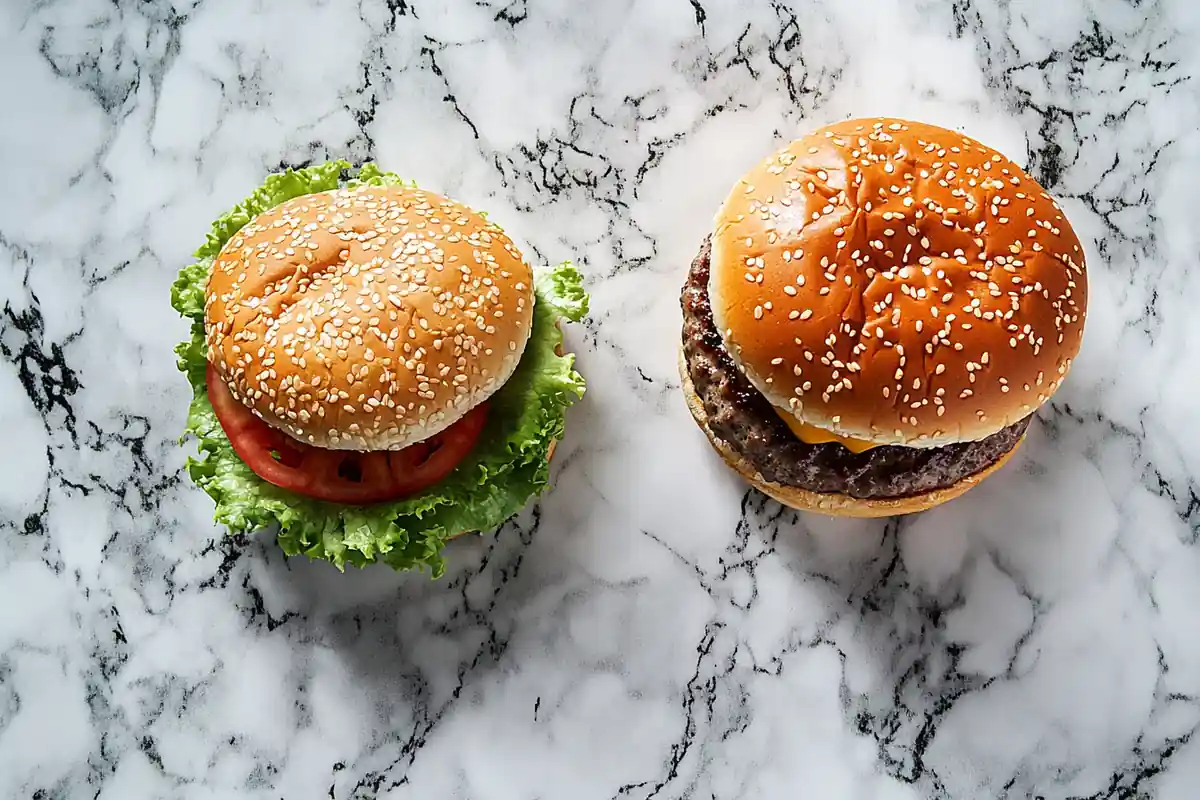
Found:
754,458 -> 1045,610
231,319 -> 607,696
741,391 -> 1106,713
241,510 -> 557,699
740,490 -> 901,606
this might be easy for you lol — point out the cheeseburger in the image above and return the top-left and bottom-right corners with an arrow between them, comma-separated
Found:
680,118 -> 1087,516
172,162 -> 588,572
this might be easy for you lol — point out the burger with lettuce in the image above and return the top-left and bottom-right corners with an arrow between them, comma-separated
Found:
172,162 -> 587,574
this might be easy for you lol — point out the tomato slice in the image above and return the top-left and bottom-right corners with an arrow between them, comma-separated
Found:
205,363 -> 487,505
387,405 -> 490,495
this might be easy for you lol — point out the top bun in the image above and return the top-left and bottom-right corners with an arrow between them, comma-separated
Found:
709,118 -> 1088,448
205,184 -> 535,451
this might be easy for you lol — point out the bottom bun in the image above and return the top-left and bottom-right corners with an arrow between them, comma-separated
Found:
679,349 -> 1023,518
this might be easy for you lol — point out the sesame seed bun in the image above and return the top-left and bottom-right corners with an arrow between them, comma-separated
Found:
709,118 -> 1088,448
679,349 -> 1022,516
205,184 -> 535,451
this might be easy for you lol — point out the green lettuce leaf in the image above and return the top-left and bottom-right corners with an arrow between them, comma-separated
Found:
172,162 -> 588,575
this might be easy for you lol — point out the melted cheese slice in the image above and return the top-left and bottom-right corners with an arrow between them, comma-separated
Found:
775,409 -> 878,453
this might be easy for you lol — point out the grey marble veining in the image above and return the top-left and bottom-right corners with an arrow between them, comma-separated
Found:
2,0 -> 1199,797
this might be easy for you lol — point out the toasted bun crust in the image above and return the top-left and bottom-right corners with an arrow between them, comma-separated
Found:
205,184 -> 534,451
709,118 -> 1087,448
679,350 -> 1022,516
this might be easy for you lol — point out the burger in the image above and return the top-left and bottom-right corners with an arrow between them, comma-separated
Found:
172,162 -> 588,573
680,118 -> 1088,516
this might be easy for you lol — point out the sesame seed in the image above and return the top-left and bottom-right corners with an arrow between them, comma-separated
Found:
206,184 -> 534,449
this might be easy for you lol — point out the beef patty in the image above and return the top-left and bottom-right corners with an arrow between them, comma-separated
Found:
680,237 -> 1030,500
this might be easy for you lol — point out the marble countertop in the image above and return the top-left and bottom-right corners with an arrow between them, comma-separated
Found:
3,0 -> 1199,797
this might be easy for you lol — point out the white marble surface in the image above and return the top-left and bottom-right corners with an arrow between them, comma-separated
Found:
2,0 -> 1200,797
